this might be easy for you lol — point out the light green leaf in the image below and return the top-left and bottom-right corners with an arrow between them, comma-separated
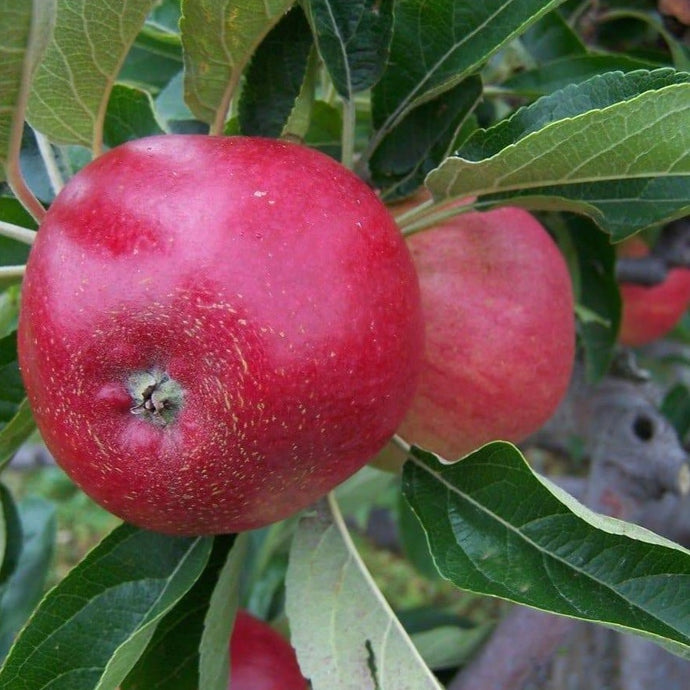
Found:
198,534 -> 247,690
285,494 -> 443,690
403,443 -> 690,658
372,0 -> 565,134
0,525 -> 213,690
27,0 -> 158,154
180,0 -> 295,134
307,0 -> 394,99
0,0 -> 56,178
426,69 -> 690,240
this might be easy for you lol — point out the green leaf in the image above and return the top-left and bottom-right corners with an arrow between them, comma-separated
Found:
403,443 -> 690,657
0,0 -> 56,179
0,332 -> 25,430
103,84 -> 165,148
519,9 -> 585,63
199,534 -> 247,690
307,0 -> 394,99
27,0 -> 158,153
559,214 -> 620,382
122,534 -> 239,690
0,497 -> 56,662
372,0 -> 564,133
180,0 -> 295,133
0,399 -> 35,472
426,69 -> 690,240
238,6 -> 313,138
370,76 -> 482,199
285,495 -> 444,690
0,525 -> 213,690
0,484 -> 21,587
304,100 -> 342,159
661,383 -> 690,442
503,53 -> 663,97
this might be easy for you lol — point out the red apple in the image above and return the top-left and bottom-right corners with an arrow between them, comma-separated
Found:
618,238 -> 690,346
229,610 -> 307,690
397,205 -> 575,460
18,135 -> 423,535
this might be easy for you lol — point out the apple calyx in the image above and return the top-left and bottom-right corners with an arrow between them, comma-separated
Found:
127,369 -> 184,427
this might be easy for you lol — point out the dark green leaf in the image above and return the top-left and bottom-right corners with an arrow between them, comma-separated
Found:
122,535 -> 237,690
372,0 -> 563,133
0,525 -> 213,690
563,214 -> 621,382
426,69 -> 690,240
503,53 -> 664,97
103,84 -> 165,149
0,400 -> 35,472
0,497 -> 56,662
519,9 -> 585,63
238,6 -> 313,138
180,0 -> 295,130
661,384 -> 690,442
0,332 -> 24,427
403,443 -> 690,657
307,0 -> 394,98
370,75 -> 482,199
0,484 -> 21,586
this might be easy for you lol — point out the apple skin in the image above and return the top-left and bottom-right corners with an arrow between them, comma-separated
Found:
397,206 -> 575,460
229,610 -> 307,690
18,135 -> 423,535
618,238 -> 690,346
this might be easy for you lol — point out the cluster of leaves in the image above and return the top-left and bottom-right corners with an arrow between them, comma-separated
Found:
2,1 -> 690,688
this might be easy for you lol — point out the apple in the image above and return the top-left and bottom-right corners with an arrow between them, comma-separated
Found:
18,135 -> 423,535
396,205 -> 575,460
617,238 -> 690,346
229,610 -> 307,690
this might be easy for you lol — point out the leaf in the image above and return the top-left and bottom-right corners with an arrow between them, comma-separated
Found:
0,399 -> 35,472
27,0 -> 159,153
0,0 -> 56,179
426,69 -> 690,240
403,443 -> 690,657
502,53 -> 663,97
560,214 -> 621,382
371,0 -> 564,134
661,383 -> 690,442
199,533 -> 247,690
180,0 -> 295,133
307,0 -> 394,99
0,525 -> 213,690
304,100 -> 342,159
0,484 -> 21,587
122,534 -> 239,690
370,75 -> 482,199
103,84 -> 165,148
519,9 -> 585,63
0,331 -> 25,429
238,6 -> 313,138
285,494 -> 443,690
0,497 -> 56,661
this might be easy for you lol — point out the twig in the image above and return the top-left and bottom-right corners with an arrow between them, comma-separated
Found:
0,220 -> 36,245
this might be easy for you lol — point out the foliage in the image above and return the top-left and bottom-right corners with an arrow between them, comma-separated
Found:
2,1 -> 690,688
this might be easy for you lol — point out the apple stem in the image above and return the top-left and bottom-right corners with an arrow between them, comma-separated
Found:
127,369 -> 185,427
341,97 -> 356,170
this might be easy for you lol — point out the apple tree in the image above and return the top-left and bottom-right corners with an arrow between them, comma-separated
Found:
2,1 -> 690,688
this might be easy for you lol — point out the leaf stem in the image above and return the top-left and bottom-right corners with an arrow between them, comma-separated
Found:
0,265 -> 27,280
0,220 -> 37,245
341,97 -> 356,170
33,129 -> 64,195
396,198 -> 476,236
